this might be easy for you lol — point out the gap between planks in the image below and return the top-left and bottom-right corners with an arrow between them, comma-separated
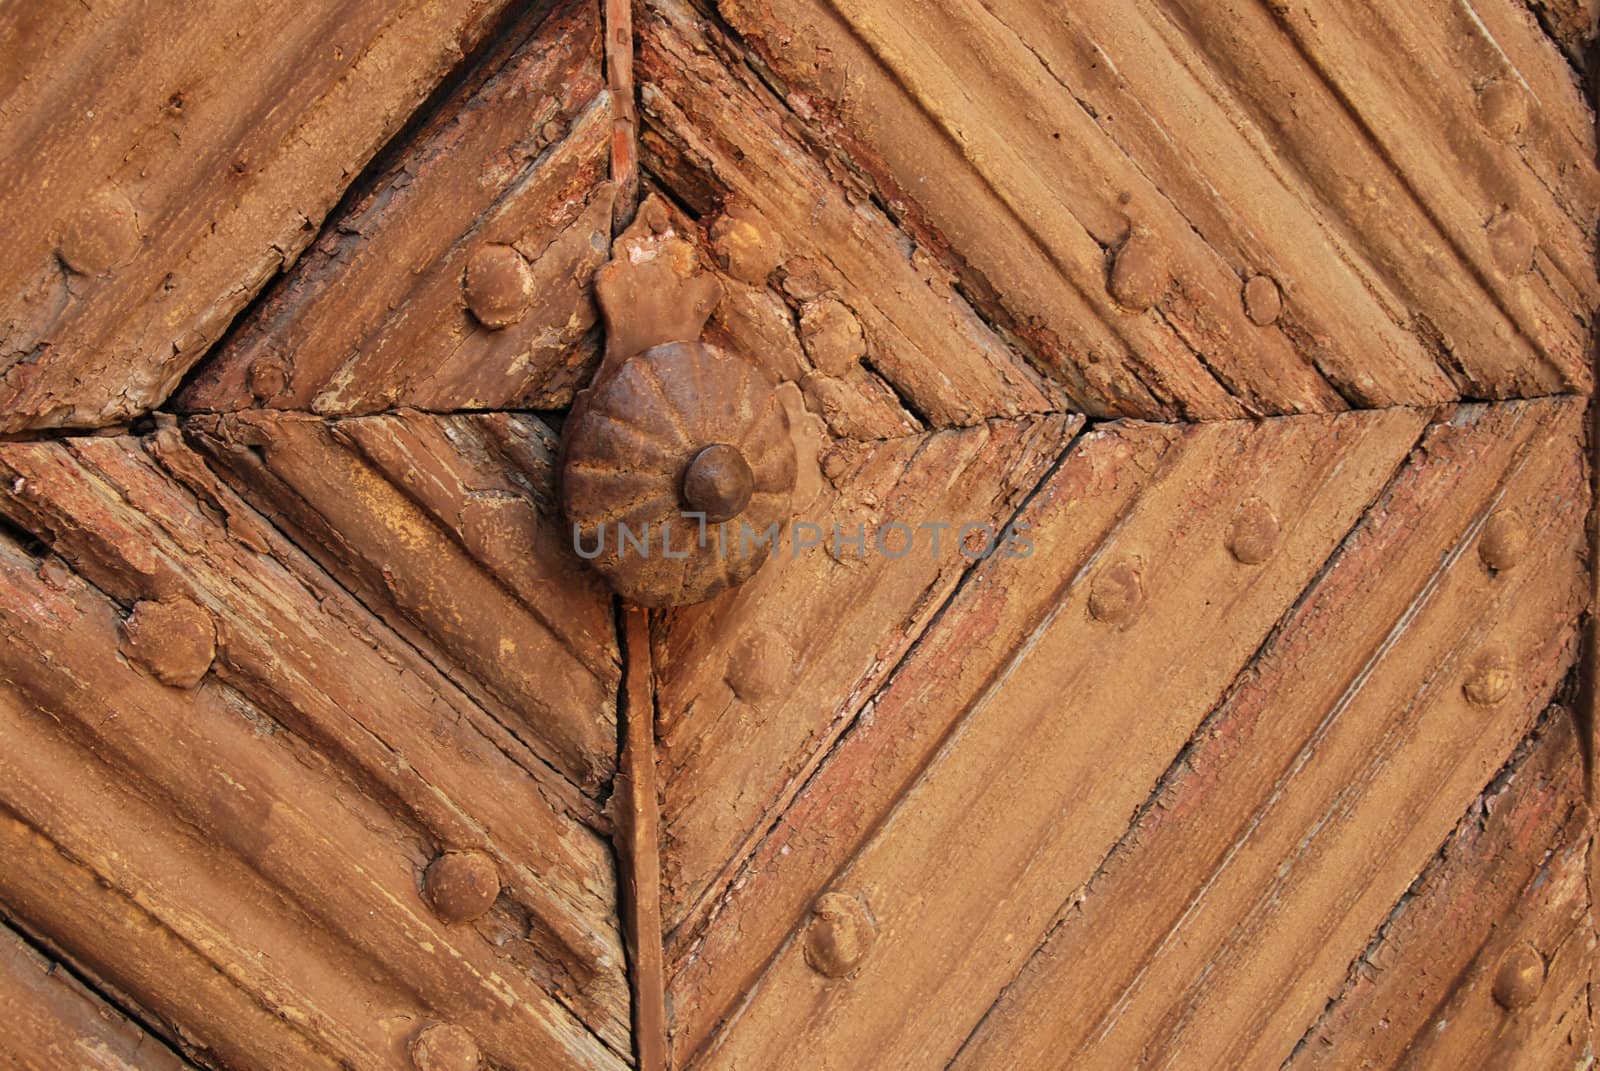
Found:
606,0 -> 641,231
600,2 -> 663,1062
613,604 -> 668,1071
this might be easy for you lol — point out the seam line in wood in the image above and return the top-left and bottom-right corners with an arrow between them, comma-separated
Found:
614,604 -> 667,1070
606,0 -> 640,231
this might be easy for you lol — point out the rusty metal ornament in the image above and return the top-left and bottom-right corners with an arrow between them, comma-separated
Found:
561,197 -> 797,607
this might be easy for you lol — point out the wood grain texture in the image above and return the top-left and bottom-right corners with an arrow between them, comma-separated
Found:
177,0 -> 616,417
655,413 -> 1081,946
708,0 -> 1598,417
0,924 -> 193,1071
0,432 -> 629,1067
187,409 -> 620,794
0,0 -> 522,433
1520,0 -> 1599,66
663,194 -> 924,442
670,405 -> 1432,1065
1286,707 -> 1594,1071
637,0 -> 1069,429
950,398 -> 1588,1070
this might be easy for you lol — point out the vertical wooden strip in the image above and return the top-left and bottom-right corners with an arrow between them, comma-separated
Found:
1587,392 -> 1599,804
607,0 -> 640,229
615,605 -> 667,1071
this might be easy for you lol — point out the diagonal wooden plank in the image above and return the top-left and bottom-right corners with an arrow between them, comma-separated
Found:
1252,0 -> 1595,394
654,413 -> 1080,947
0,804 -> 342,1071
0,0 -> 531,433
713,0 -> 1597,417
0,562 -> 626,1070
1285,707 -> 1593,1071
671,405 -> 1430,1066
950,398 -> 1587,1070
637,0 -> 1069,428
0,432 -> 630,1063
1150,0 -> 1594,400
721,0 -> 1354,417
186,410 -> 620,794
0,922 -> 194,1071
176,0 -> 616,418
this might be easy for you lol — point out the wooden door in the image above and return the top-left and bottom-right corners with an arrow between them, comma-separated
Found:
1,1 -> 1595,1069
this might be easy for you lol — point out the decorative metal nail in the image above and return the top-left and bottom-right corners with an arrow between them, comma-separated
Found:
1242,275 -> 1282,326
1477,80 -> 1529,142
424,850 -> 501,924
799,298 -> 866,377
248,356 -> 290,403
1479,510 -> 1526,573
410,1023 -> 481,1071
1487,211 -> 1535,276
1088,560 -> 1144,625
1108,227 -> 1166,312
710,204 -> 782,284
119,597 -> 215,688
725,632 -> 794,704
463,244 -> 534,329
1492,943 -> 1544,1010
1462,648 -> 1513,707
58,191 -> 141,276
1227,499 -> 1280,565
804,891 -> 875,979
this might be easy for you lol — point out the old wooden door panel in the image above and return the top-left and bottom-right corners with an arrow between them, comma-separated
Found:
699,0 -> 1597,417
177,1 -> 616,418
665,406 -> 1430,1066
654,413 -> 1079,932
1287,709 -> 1593,1070
1,0 -> 1596,1066
0,0 -> 530,435
186,410 -> 619,792
1,924 -> 191,1071
951,399 -> 1586,1069
636,0 -> 1069,430
0,432 -> 628,1068
672,400 -> 1586,1069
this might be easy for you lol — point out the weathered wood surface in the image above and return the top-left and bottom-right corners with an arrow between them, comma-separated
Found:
1287,707 -> 1594,1070
177,1 -> 617,417
0,924 -> 193,1071
638,0 -> 1070,429
0,0 -> 526,433
187,409 -> 619,794
0,0 -> 1594,1067
671,399 -> 1587,1069
700,0 -> 1598,418
1522,0 -> 1600,66
0,431 -> 629,1068
951,398 -> 1588,1070
654,413 -> 1081,940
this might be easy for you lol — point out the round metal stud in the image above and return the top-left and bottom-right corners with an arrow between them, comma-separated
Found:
1492,943 -> 1544,1010
424,851 -> 500,924
682,443 -> 755,524
804,891 -> 876,979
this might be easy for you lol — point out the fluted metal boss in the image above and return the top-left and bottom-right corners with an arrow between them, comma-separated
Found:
560,198 -> 797,607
